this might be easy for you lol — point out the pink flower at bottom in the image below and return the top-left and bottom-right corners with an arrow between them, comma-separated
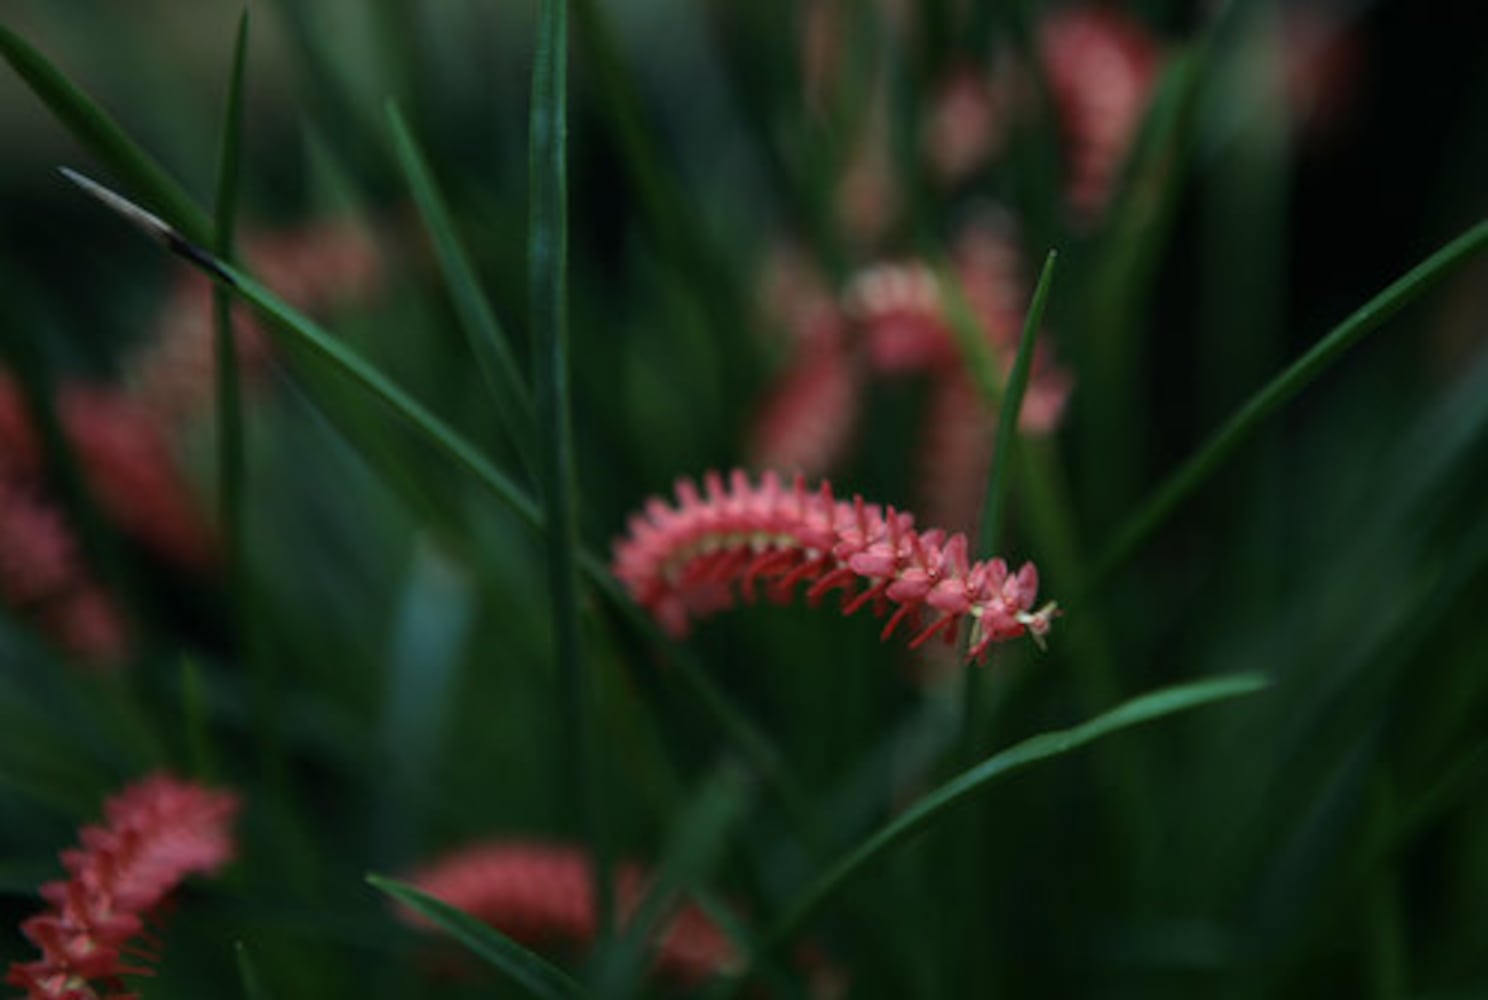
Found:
6,774 -> 240,1000
401,842 -> 740,988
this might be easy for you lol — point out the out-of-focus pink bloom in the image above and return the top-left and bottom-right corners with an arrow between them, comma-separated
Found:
844,219 -> 1072,418
844,262 -> 960,374
402,841 -> 740,988
0,375 -> 214,572
1280,8 -> 1362,142
44,584 -> 131,665
835,97 -> 901,248
748,338 -> 865,478
918,373 -> 995,539
0,477 -> 76,609
127,276 -> 272,429
0,476 -> 129,666
801,0 -> 844,116
758,243 -> 846,352
1041,7 -> 1163,223
925,65 -> 1010,184
613,469 -> 1055,661
52,387 -> 217,572
5,774 -> 240,1000
129,219 -> 385,425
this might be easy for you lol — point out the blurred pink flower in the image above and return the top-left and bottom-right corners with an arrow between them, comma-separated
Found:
925,65 -> 1011,184
1041,7 -> 1163,223
402,841 -> 740,988
748,338 -> 865,479
129,218 -> 386,425
6,774 -> 240,1000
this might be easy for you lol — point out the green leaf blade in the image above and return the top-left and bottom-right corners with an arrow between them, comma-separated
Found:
529,0 -> 612,939
367,875 -> 582,1000
1093,218 -> 1488,583
386,102 -> 539,478
213,9 -> 250,580
978,248 -> 1059,559
0,23 -> 212,243
756,673 -> 1270,961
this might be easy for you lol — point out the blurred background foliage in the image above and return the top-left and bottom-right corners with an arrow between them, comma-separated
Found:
1,0 -> 1487,996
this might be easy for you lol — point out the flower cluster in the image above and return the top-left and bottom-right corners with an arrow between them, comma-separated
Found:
401,841 -> 739,987
6,774 -> 240,1000
750,218 -> 1072,536
613,469 -> 1055,662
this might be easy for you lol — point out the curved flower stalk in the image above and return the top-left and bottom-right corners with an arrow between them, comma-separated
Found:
401,841 -> 739,988
612,470 -> 1056,662
5,774 -> 240,1000
1040,7 -> 1163,223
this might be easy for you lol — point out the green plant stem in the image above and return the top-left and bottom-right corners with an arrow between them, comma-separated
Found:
1090,218 -> 1488,585
532,0 -> 607,937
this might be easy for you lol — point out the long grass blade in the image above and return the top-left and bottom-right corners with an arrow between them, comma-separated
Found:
213,10 -> 250,578
0,23 -> 212,243
1091,218 -> 1488,583
62,172 -> 812,848
59,174 -> 541,530
530,0 -> 612,939
234,941 -> 272,1000
742,673 -> 1270,973
977,249 -> 1058,559
386,102 -> 539,477
367,875 -> 582,999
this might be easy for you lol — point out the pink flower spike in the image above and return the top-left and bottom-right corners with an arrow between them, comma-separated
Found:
612,470 -> 1054,661
5,774 -> 239,1000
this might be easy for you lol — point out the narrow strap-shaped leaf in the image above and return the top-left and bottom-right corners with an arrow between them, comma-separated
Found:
977,249 -> 1058,560
213,10 -> 249,580
1092,218 -> 1488,583
234,941 -> 272,1000
63,171 -> 816,851
958,248 -> 1058,771
591,763 -> 755,997
368,875 -> 582,1000
387,102 -> 539,478
738,673 -> 1270,978
0,23 -> 212,243
180,657 -> 217,783
530,0 -> 612,938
